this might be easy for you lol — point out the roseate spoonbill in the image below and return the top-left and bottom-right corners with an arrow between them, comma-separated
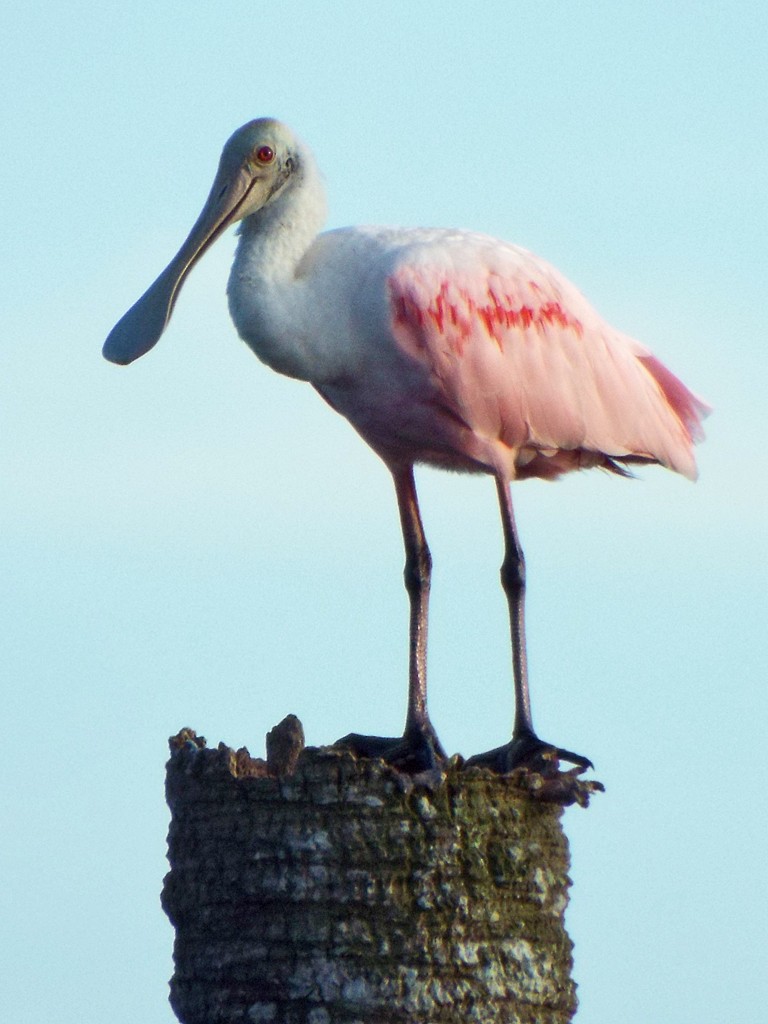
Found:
104,119 -> 708,775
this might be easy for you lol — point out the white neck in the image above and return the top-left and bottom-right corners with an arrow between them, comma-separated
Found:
227,142 -> 328,380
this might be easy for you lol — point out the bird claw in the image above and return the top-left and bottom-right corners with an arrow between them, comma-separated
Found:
334,722 -> 447,774
466,731 -> 593,777
466,732 -> 601,806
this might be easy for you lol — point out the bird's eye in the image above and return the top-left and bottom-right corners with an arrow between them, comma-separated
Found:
255,145 -> 275,164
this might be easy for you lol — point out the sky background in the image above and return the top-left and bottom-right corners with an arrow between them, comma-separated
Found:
2,3 -> 766,1022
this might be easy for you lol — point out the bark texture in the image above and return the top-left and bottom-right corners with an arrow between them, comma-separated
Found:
163,721 -> 596,1024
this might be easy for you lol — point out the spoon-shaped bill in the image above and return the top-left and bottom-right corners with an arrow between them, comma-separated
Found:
103,162 -> 256,365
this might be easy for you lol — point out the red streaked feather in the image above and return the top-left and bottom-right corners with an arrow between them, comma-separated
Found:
394,276 -> 583,355
386,262 -> 708,481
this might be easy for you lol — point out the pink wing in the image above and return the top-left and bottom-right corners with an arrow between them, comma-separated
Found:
387,248 -> 709,481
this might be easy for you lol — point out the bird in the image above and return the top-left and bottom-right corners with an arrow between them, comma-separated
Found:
104,118 -> 709,775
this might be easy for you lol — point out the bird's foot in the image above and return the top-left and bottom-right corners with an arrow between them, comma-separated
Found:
334,720 -> 447,774
466,731 -> 601,806
467,729 -> 592,775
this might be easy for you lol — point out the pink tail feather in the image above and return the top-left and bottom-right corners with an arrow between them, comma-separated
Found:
638,355 -> 711,443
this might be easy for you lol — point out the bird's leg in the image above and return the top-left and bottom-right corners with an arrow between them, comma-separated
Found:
397,464 -> 445,757
467,476 -> 592,776
335,465 -> 446,772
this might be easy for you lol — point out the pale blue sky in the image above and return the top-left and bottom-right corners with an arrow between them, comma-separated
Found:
2,3 -> 766,1022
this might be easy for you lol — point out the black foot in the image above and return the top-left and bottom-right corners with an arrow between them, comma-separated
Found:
466,732 -> 600,806
467,730 -> 593,776
334,720 -> 447,774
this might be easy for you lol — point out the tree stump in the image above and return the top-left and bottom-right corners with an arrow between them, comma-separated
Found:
162,719 -> 598,1024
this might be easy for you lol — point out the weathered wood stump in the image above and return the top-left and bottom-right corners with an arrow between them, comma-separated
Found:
162,719 -> 598,1024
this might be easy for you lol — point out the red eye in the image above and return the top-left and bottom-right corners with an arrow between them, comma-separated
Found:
256,145 -> 275,164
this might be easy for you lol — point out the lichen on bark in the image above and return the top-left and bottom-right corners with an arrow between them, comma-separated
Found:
162,720 -> 596,1024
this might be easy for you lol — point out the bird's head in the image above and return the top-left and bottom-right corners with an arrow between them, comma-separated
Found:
102,118 -> 299,365
215,118 -> 300,221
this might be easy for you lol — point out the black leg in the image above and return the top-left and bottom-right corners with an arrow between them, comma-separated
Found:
497,474 -> 534,740
467,476 -> 592,775
335,464 -> 446,772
